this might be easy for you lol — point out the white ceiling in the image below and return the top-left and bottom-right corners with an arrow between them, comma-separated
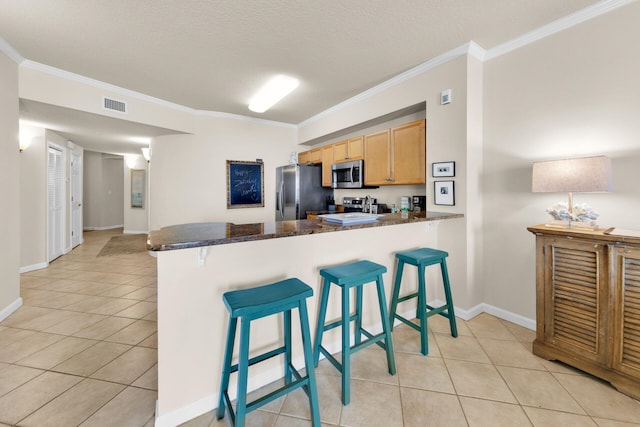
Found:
1,0 -> 602,154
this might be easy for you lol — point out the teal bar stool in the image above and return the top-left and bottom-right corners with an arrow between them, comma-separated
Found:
389,248 -> 458,355
216,278 -> 320,427
313,260 -> 396,405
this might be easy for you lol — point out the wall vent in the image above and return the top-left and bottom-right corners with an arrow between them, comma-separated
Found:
102,97 -> 128,113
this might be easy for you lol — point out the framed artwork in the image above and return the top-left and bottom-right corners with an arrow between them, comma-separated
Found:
131,169 -> 145,208
434,180 -> 455,206
432,161 -> 455,177
227,160 -> 264,208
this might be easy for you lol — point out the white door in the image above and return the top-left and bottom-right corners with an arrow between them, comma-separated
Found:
47,145 -> 65,261
70,151 -> 83,248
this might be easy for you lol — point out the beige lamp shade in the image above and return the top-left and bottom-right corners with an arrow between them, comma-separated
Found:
532,155 -> 613,193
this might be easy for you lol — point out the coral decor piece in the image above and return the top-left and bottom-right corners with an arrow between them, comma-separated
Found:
546,202 -> 600,222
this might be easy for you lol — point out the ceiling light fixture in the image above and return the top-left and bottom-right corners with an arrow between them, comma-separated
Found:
248,75 -> 299,113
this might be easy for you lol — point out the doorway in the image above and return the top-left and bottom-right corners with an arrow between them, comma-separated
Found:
71,150 -> 83,248
47,143 -> 65,261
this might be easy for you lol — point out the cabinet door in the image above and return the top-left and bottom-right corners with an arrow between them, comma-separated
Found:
542,237 -> 608,364
321,145 -> 334,187
298,150 -> 310,165
391,119 -> 425,184
333,140 -> 348,162
364,130 -> 391,185
611,246 -> 640,379
347,136 -> 364,160
309,148 -> 322,164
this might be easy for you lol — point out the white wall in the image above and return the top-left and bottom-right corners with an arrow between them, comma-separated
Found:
83,151 -> 124,230
0,51 -> 21,321
123,154 -> 149,234
150,115 -> 296,229
19,125 -> 46,271
482,2 -> 640,319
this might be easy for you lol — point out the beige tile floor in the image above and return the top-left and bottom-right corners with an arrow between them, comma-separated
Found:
0,229 -> 158,427
2,229 -> 640,426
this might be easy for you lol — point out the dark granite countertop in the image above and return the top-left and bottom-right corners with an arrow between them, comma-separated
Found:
147,211 -> 463,251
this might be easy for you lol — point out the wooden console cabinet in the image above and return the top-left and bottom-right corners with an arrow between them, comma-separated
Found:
528,225 -> 640,399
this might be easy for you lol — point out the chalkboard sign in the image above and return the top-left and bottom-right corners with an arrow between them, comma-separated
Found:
226,160 -> 264,208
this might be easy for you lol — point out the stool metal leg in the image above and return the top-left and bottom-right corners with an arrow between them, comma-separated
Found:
341,283 -> 351,405
389,260 -> 405,330
417,264 -> 429,355
441,260 -> 458,337
375,274 -> 396,375
313,278 -> 331,366
235,318 -> 251,427
216,317 -> 237,420
299,301 -> 321,426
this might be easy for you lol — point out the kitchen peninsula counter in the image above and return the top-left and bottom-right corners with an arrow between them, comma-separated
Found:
148,211 -> 462,251
153,211 -> 463,427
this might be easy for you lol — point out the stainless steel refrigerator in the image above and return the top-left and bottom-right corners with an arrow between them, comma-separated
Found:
275,164 -> 333,221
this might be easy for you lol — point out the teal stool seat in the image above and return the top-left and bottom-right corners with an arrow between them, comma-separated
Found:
217,278 -> 320,427
313,260 -> 396,405
389,248 -> 458,355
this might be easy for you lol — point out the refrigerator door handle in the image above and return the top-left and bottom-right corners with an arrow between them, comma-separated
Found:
278,180 -> 285,219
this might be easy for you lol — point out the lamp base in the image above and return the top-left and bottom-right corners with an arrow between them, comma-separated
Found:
545,219 -> 599,230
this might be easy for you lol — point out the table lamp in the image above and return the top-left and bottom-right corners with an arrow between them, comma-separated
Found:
531,155 -> 613,228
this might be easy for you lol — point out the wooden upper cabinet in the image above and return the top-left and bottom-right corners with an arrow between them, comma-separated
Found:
321,145 -> 334,187
364,129 -> 391,186
333,140 -> 348,163
298,150 -> 310,165
391,119 -> 426,185
309,148 -> 322,164
333,137 -> 363,162
364,119 -> 425,186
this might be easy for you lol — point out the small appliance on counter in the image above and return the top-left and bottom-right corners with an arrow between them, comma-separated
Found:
412,195 -> 426,212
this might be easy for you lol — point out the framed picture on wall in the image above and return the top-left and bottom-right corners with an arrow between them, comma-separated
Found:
434,180 -> 455,206
227,160 -> 264,208
432,161 -> 455,177
131,169 -> 145,208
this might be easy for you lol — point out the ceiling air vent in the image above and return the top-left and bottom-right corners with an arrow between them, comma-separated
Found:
102,97 -> 127,113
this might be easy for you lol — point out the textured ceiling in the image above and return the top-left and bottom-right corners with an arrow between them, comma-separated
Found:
1,0 -> 603,153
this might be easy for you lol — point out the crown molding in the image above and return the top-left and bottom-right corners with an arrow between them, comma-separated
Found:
0,36 -> 24,64
485,0 -> 636,61
20,60 -> 296,129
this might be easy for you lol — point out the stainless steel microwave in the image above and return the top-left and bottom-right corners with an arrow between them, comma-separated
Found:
331,159 -> 364,189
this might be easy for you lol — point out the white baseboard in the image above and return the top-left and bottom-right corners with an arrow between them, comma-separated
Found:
154,394 -> 216,427
20,262 -> 49,273
123,229 -> 149,234
0,297 -> 23,323
429,299 -> 535,331
83,224 -> 124,231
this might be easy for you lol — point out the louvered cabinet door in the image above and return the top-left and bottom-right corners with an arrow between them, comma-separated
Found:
543,238 -> 608,365
612,246 -> 640,379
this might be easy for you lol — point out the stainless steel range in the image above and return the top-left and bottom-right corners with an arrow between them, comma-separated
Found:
343,196 -> 377,213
